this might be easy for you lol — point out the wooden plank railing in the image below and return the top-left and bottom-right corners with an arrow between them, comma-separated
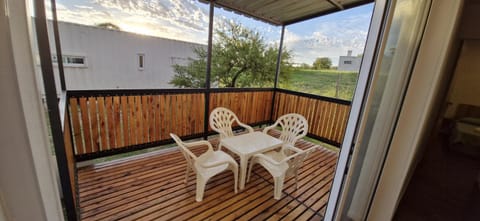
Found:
67,89 -> 273,160
66,88 -> 350,160
274,89 -> 351,145
210,89 -> 273,126
67,90 -> 205,159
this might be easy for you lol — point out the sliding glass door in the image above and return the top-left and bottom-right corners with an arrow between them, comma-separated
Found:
325,0 -> 432,220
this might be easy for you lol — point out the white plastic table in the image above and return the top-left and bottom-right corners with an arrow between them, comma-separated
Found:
220,131 -> 283,190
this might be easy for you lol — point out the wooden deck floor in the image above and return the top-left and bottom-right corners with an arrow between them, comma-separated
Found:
77,131 -> 339,221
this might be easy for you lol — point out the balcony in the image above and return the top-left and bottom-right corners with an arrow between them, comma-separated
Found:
62,88 -> 350,220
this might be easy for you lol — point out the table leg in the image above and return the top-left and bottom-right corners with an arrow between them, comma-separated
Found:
239,156 -> 247,190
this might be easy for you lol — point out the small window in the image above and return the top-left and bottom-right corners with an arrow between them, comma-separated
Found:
52,54 -> 86,67
138,54 -> 145,70
343,60 -> 352,65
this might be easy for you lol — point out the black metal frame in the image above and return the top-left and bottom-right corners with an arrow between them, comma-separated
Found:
50,0 -> 66,90
204,0 -> 214,140
34,0 -> 77,220
276,88 -> 352,105
68,88 -> 206,97
270,25 -> 286,122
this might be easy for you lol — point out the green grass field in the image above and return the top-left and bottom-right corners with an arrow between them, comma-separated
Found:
280,69 -> 359,101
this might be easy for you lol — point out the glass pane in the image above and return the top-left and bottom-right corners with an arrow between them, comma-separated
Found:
210,5 -> 281,88
281,4 -> 374,100
337,0 -> 432,220
46,0 -> 208,89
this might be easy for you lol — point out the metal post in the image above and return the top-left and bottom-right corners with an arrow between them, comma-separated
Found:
204,0 -> 214,139
34,1 -> 77,220
270,25 -> 285,122
50,0 -> 66,91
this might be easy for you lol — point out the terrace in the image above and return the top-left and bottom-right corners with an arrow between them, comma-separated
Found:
36,0 -> 372,220
64,88 -> 349,220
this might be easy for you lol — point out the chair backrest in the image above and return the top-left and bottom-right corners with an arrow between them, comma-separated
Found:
170,133 -> 197,172
275,113 -> 308,146
209,107 -> 242,139
285,147 -> 317,177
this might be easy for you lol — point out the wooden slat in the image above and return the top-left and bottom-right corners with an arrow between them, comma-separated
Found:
79,97 -> 92,153
181,94 -> 187,136
97,97 -> 108,151
198,93 -> 205,134
136,96 -> 143,144
170,95 -> 177,135
149,95 -> 155,142
113,96 -> 122,148
120,96 -> 129,147
69,98 -> 84,154
104,97 -> 115,150
128,96 -> 136,145
88,97 -> 99,153
142,95 -> 149,143
159,95 -> 167,140
154,95 -> 161,141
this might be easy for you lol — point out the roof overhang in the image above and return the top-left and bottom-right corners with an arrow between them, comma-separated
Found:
200,0 -> 374,26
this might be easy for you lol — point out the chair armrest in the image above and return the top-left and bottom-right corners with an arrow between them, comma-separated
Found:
262,122 -> 278,134
183,140 -> 214,152
283,144 -> 303,154
278,146 -> 318,164
238,121 -> 254,133
200,159 -> 237,168
252,153 -> 283,166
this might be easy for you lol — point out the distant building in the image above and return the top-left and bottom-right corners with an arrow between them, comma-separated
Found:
35,21 -> 205,95
338,50 -> 362,72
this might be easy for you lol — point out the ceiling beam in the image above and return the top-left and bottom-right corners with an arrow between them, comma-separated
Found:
327,0 -> 344,10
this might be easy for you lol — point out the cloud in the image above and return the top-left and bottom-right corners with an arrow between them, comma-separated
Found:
283,11 -> 372,65
53,0 -> 210,43
52,0 -> 373,65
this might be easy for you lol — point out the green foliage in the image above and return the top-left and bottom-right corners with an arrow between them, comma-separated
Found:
96,22 -> 120,30
298,63 -> 311,69
280,69 -> 358,100
312,57 -> 332,70
170,21 -> 293,88
169,47 -> 207,88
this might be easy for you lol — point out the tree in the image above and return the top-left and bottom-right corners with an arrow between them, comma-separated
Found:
170,21 -> 293,88
299,63 -> 311,69
96,22 -> 120,30
312,57 -> 332,70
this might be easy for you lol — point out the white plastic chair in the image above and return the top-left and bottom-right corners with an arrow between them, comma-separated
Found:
247,113 -> 311,199
170,133 -> 238,202
263,113 -> 308,149
209,107 -> 254,149
247,145 -> 317,199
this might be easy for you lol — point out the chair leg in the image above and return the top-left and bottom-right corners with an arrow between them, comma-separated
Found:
247,158 -> 256,183
229,163 -> 238,193
196,175 -> 206,202
273,176 -> 285,200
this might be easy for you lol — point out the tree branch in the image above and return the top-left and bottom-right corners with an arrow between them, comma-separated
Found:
230,67 -> 247,87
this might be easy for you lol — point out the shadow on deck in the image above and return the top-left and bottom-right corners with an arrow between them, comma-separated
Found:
77,130 -> 339,220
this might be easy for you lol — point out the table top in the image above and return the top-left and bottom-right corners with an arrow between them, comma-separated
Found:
220,131 -> 284,156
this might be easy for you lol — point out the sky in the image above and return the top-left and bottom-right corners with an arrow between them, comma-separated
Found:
48,0 -> 374,65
